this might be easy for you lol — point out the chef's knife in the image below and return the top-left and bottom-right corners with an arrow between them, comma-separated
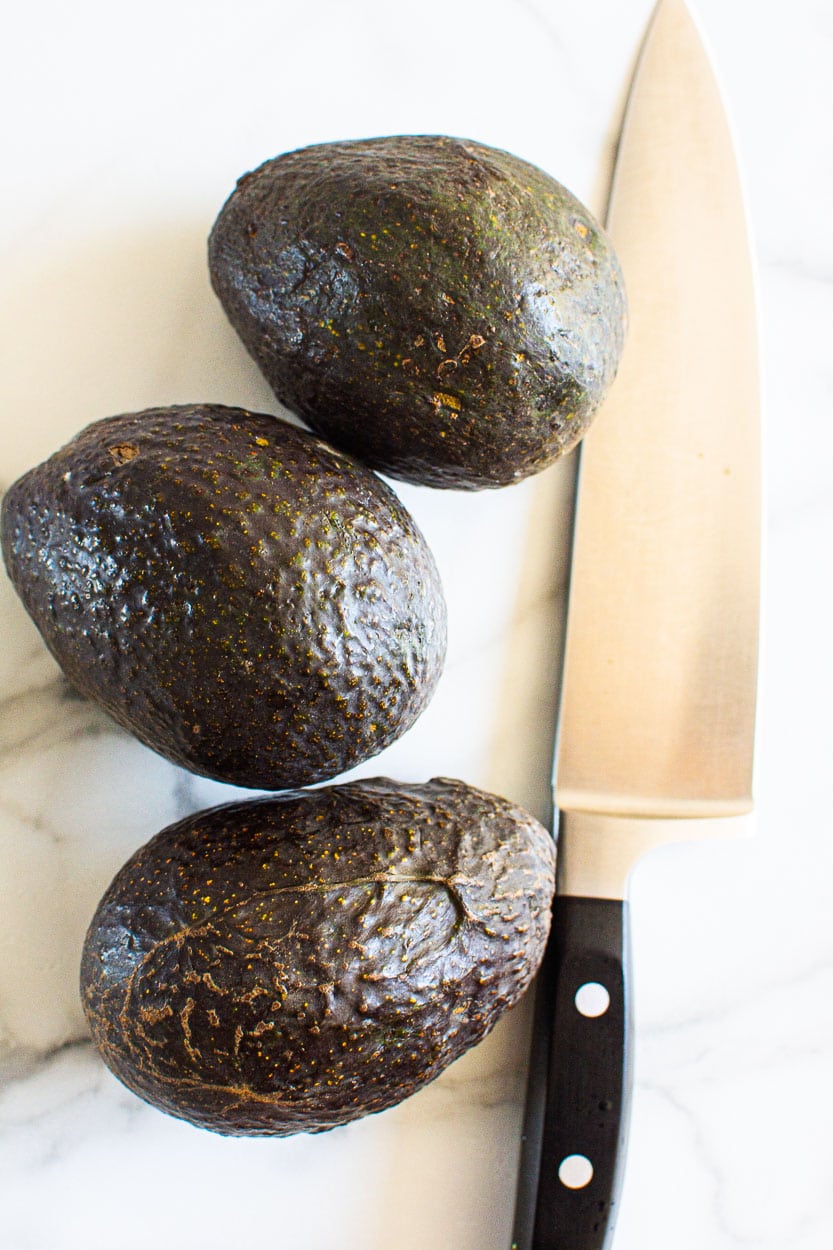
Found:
511,1 -> 761,1247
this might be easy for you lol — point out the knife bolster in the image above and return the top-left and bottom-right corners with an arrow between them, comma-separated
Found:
556,808 -> 752,898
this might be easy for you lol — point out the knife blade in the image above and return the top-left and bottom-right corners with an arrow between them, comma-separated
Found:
511,1 -> 761,1247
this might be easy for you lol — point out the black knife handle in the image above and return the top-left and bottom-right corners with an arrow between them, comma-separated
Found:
512,896 -> 633,1250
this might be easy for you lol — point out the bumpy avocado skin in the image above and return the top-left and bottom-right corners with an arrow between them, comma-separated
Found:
80,778 -> 555,1136
0,405 -> 446,788
208,135 -> 627,489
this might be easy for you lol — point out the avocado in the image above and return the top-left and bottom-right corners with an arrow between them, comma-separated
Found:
208,135 -> 627,489
80,777 -> 555,1135
0,404 -> 446,789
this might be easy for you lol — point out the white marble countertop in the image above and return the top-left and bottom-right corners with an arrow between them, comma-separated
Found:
1,1 -> 831,1247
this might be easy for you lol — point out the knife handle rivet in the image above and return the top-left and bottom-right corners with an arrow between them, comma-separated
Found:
558,1154 -> 594,1190
574,981 -> 610,1018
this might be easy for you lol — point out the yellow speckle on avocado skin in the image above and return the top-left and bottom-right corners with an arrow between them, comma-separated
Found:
254,437 -> 269,447
432,392 -> 462,412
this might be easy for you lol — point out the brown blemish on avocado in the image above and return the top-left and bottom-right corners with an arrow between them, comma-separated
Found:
108,443 -> 139,465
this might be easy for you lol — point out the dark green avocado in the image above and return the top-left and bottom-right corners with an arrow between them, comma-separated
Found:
0,404 -> 446,788
208,135 -> 627,489
80,777 -> 555,1136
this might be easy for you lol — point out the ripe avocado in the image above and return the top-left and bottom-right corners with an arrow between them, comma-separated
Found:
0,404 -> 446,789
80,777 -> 555,1136
208,135 -> 627,489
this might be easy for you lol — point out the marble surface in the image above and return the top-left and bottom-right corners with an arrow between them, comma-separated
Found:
1,1 -> 831,1247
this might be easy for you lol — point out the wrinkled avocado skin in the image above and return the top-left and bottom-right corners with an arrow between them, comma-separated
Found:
80,777 -> 555,1136
0,404 -> 446,788
208,135 -> 627,489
